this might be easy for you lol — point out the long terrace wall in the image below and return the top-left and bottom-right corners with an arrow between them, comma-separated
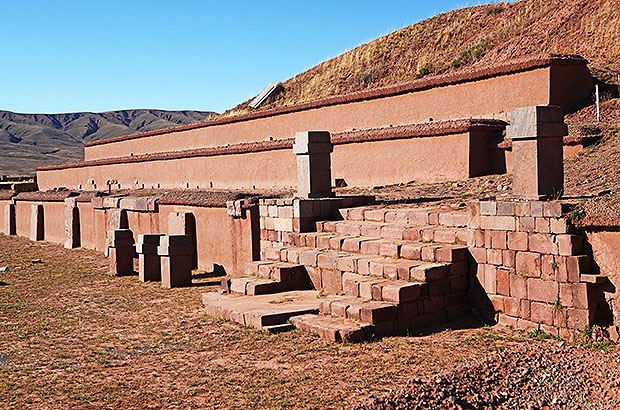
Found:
81,55 -> 591,161
37,120 -> 505,191
1,192 -> 260,276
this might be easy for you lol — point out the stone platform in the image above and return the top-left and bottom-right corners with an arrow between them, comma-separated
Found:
202,290 -> 320,333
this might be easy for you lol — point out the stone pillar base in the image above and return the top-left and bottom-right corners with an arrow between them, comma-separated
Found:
158,235 -> 193,288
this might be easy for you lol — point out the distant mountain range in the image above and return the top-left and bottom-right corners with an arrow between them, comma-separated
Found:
0,109 -> 216,176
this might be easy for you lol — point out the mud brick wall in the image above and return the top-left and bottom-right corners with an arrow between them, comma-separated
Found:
468,200 -> 596,340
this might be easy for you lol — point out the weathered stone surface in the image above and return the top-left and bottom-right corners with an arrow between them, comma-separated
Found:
30,204 -> 44,241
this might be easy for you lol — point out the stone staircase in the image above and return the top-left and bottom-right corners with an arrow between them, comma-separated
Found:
203,206 -> 471,342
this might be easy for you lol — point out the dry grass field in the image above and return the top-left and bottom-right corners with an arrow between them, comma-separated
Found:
0,234 -> 533,410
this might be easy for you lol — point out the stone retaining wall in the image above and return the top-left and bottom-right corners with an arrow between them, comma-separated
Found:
468,200 -> 600,339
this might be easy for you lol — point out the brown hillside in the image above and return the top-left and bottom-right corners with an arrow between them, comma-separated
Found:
224,0 -> 620,117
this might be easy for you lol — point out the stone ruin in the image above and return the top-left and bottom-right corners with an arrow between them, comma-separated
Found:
3,54 -> 618,342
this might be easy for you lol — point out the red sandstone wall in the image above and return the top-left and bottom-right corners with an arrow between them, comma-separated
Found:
125,211 -> 161,244
42,202 -> 65,244
72,200 -> 258,275
158,205 -> 258,275
38,149 -> 298,191
332,133 -> 471,185
15,201 -> 32,238
38,130 -> 502,191
468,200 -> 596,340
550,64 -> 593,112
0,200 -> 9,232
13,201 -> 64,244
83,67 -> 552,161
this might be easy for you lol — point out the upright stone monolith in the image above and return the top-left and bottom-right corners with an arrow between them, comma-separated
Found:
4,203 -> 15,235
30,204 -> 44,241
293,131 -> 334,198
137,233 -> 163,282
507,106 -> 567,199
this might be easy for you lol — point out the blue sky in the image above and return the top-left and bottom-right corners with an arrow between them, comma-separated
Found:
1,1 -> 502,114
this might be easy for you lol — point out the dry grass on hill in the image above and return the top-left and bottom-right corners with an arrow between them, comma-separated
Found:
224,0 -> 620,117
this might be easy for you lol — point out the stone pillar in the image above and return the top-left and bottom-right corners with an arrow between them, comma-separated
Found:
507,106 -> 567,199
30,204 -> 44,241
64,198 -> 80,249
137,234 -> 163,282
108,229 -> 135,276
168,211 -> 197,269
158,235 -> 193,288
4,203 -> 15,235
292,131 -> 334,198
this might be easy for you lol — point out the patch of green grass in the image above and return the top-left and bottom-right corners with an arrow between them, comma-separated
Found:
451,38 -> 493,69
528,329 -> 560,341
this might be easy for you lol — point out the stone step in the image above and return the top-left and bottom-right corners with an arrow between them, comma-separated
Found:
581,274 -> 607,284
242,261 -> 310,291
318,295 -> 398,324
263,246 -> 458,283
315,220 -> 469,245
340,273 -> 423,303
290,313 -> 374,343
223,276 -> 282,296
202,290 -> 320,330
276,232 -> 469,264
336,207 -> 469,228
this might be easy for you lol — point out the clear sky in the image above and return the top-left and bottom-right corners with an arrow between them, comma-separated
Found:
1,0 -> 499,114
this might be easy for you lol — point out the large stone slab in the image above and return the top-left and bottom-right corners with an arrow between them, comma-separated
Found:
202,290 -> 320,330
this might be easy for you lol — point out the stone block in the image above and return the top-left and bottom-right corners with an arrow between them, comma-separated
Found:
139,253 -> 161,282
515,202 -> 531,217
490,230 -> 507,249
556,234 -> 583,256
549,218 -> 569,234
518,216 -> 536,232
507,231 -> 528,251
64,204 -> 80,249
30,204 -> 44,241
509,274 -> 528,299
479,201 -> 497,216
3,203 -> 15,235
515,252 -> 541,277
566,255 -> 589,283
566,308 -> 591,330
294,131 -> 334,199
364,209 -> 386,222
322,269 -> 343,293
400,243 -> 422,260
469,247 -> 487,264
529,233 -> 558,254
497,202 -> 516,216
496,268 -> 510,296
160,254 -> 193,288
381,283 -> 421,303
487,248 -> 503,266
480,215 -> 516,231
527,278 -> 558,304
535,217 -> 550,233
108,246 -> 134,276
530,301 -> 554,326
507,106 -> 566,138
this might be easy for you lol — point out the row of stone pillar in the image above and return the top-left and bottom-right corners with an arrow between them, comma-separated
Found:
108,230 -> 193,288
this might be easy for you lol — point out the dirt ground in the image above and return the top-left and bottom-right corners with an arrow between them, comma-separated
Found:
0,234 -> 539,410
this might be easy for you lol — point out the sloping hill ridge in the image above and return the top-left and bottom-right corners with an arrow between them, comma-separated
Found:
0,109 -> 216,176
225,0 -> 620,116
